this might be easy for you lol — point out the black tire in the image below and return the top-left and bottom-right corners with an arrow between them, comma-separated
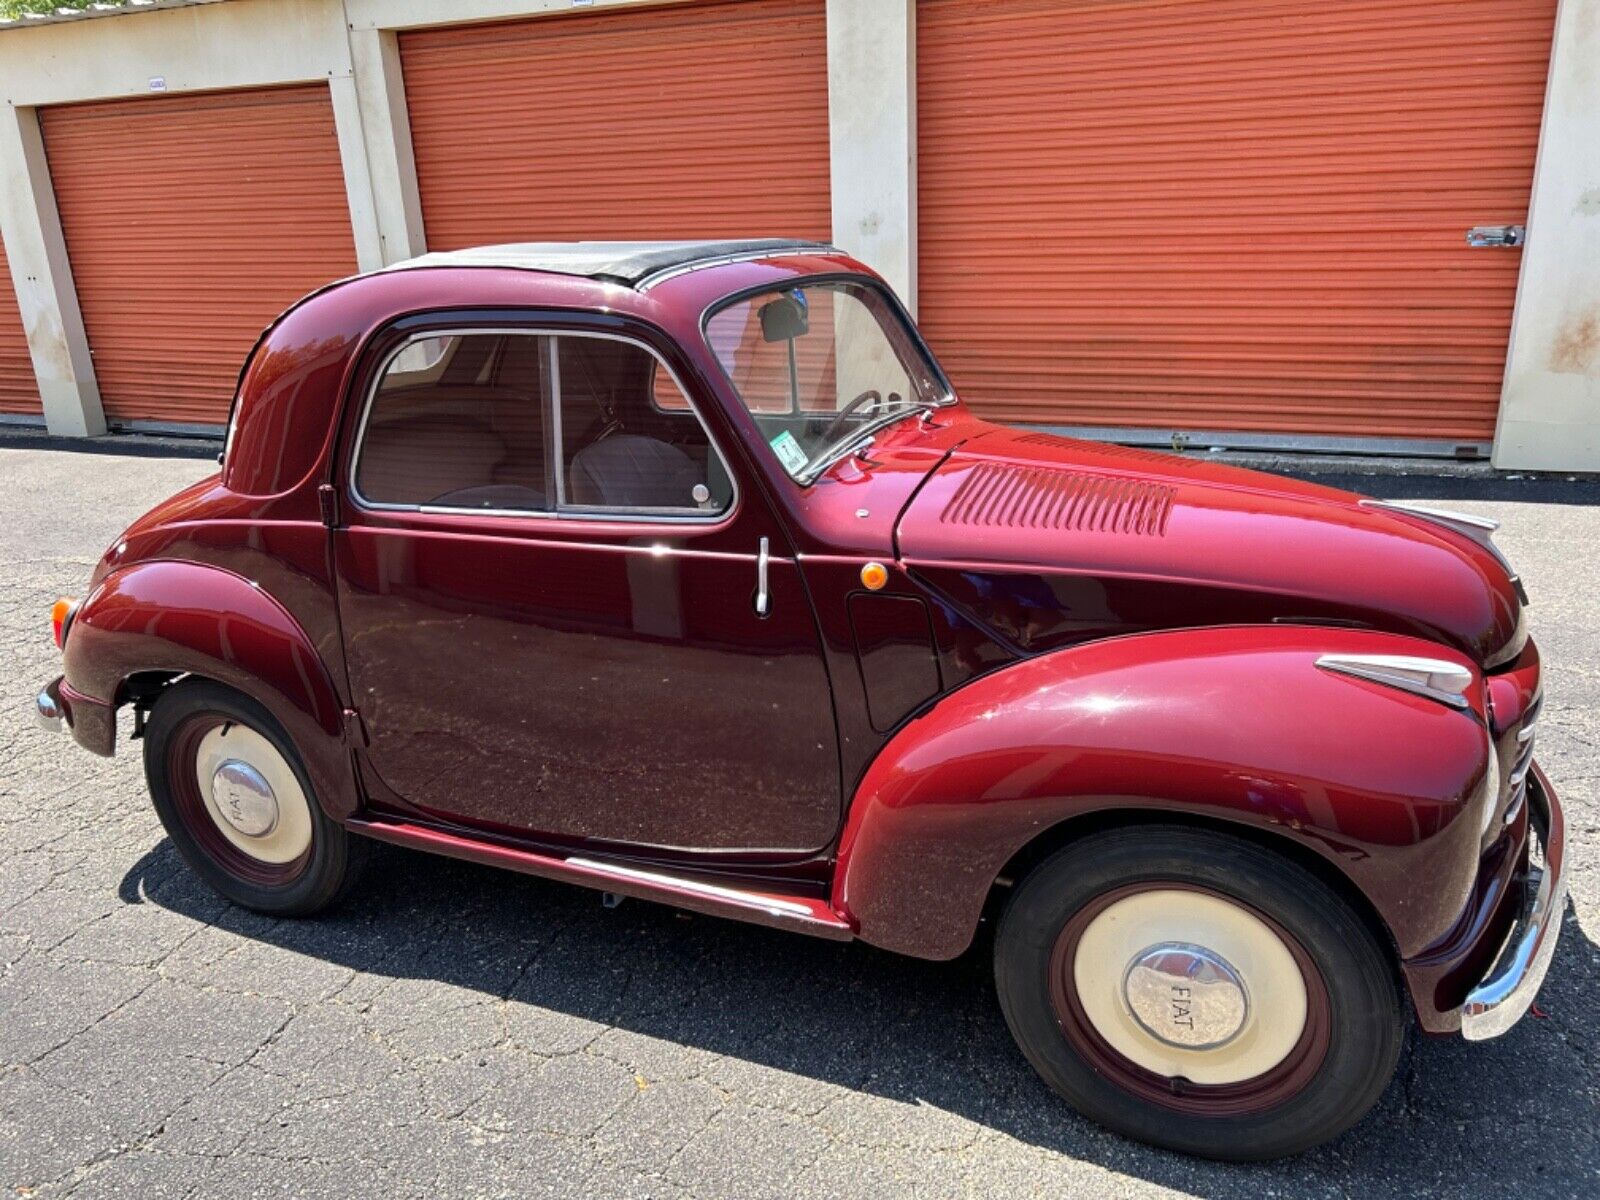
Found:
994,825 -> 1404,1160
143,679 -> 363,916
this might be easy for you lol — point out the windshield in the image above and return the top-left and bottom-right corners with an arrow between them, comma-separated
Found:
705,281 -> 950,483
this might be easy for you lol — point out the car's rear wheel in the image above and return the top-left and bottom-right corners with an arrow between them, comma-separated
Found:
143,679 -> 361,915
994,826 -> 1404,1160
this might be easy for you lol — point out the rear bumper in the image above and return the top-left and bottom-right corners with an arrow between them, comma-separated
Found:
1460,764 -> 1566,1041
33,674 -> 116,756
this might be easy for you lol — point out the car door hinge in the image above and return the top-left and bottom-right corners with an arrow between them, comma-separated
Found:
342,707 -> 369,748
318,484 -> 340,528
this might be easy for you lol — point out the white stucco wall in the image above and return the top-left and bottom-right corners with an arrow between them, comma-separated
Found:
825,0 -> 916,312
1492,0 -> 1600,472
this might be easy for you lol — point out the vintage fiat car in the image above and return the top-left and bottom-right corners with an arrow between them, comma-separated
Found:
36,240 -> 1565,1159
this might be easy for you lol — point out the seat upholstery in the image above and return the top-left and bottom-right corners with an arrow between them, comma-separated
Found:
568,434 -> 702,509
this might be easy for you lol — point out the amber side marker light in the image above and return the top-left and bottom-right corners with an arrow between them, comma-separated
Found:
860,562 -> 889,591
51,597 -> 76,649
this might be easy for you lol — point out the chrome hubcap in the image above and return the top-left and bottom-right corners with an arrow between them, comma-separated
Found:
194,724 -> 313,865
1122,942 -> 1248,1050
209,758 -> 279,838
1074,889 -> 1308,1084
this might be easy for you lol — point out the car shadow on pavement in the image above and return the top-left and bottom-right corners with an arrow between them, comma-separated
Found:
120,836 -> 1598,1194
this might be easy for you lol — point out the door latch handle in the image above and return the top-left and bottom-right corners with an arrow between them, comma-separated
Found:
754,537 -> 770,617
1466,224 -> 1525,248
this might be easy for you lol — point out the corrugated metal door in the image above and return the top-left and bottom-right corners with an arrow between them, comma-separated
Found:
400,0 -> 830,249
917,0 -> 1557,444
0,237 -> 39,417
40,85 -> 357,427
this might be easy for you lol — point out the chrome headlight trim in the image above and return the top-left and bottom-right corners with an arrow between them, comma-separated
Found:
1361,499 -> 1527,604
1314,653 -> 1474,709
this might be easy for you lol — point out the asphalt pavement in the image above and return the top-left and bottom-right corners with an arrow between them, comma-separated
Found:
2,438 -> 1596,1198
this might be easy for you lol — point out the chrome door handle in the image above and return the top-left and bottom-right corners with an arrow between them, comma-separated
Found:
1466,224 -> 1524,248
754,537 -> 770,617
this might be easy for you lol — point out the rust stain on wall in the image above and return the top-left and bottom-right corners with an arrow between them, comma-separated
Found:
1550,311 -> 1600,373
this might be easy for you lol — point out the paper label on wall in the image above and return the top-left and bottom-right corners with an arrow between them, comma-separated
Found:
769,430 -> 808,475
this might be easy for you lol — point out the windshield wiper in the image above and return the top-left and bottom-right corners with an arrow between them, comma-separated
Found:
799,431 -> 877,485
798,405 -> 924,484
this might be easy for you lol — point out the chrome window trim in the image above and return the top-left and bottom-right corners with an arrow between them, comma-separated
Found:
348,325 -> 739,525
635,245 -> 840,291
697,274 -> 956,488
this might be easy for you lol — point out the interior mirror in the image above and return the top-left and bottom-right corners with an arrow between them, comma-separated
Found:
759,290 -> 809,343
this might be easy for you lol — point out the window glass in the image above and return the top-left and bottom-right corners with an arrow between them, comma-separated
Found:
356,333 -> 550,511
556,336 -> 730,514
705,282 -> 947,484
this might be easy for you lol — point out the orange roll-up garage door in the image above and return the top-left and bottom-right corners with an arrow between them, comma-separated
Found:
917,0 -> 1556,445
0,237 -> 40,417
40,85 -> 358,428
400,0 -> 831,249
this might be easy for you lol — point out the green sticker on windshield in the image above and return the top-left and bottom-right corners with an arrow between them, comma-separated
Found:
769,429 -> 809,475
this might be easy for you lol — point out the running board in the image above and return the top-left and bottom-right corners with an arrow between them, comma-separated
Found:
346,816 -> 855,942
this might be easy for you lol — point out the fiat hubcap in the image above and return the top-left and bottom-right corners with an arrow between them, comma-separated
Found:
210,759 -> 279,837
193,723 -> 313,865
1071,888 -> 1308,1085
1122,942 -> 1248,1050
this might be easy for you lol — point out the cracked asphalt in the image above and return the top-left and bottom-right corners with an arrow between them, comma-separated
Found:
1,438 -> 1597,1198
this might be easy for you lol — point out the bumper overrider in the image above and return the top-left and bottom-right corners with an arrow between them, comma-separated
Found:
1461,763 -> 1568,1040
35,674 -> 116,756
36,675 -> 66,733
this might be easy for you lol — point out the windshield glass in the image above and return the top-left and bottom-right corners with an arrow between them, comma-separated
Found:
705,281 -> 949,483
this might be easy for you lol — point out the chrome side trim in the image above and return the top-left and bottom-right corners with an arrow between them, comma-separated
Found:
1461,769 -> 1567,1040
565,857 -> 821,921
1314,653 -> 1474,709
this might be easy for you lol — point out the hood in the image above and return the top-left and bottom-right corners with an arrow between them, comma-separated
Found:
897,428 -> 1524,668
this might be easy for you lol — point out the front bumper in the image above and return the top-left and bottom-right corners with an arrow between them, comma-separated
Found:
1460,764 -> 1567,1040
33,674 -> 116,756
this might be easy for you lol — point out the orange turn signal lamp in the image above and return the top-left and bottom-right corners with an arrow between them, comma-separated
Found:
860,562 -> 888,591
51,597 -> 76,649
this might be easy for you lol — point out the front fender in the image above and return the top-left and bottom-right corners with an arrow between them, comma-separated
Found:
63,560 -> 358,820
833,625 -> 1492,961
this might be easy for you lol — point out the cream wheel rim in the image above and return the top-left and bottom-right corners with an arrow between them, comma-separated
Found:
1072,889 -> 1308,1085
193,723 -> 313,865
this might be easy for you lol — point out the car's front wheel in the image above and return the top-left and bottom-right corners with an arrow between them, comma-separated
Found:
994,825 -> 1404,1160
143,679 -> 361,915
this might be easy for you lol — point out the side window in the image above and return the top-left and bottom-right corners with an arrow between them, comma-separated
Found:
356,333 -> 550,511
556,335 -> 731,515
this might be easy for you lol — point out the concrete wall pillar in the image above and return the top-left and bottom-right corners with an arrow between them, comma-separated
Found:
1492,0 -> 1600,471
0,105 -> 104,436
345,27 -> 426,266
826,0 -> 917,313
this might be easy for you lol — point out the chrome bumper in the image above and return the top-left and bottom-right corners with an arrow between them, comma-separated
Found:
1461,765 -> 1567,1040
36,677 -> 66,733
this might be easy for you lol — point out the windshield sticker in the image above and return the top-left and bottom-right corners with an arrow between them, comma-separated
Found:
769,429 -> 809,475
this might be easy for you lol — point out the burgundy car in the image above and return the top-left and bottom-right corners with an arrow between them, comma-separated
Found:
36,240 -> 1565,1159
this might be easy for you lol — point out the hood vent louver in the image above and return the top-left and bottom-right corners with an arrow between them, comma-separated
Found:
941,463 -> 1175,536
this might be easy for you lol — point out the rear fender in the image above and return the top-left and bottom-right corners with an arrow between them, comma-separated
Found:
833,624 -> 1492,962
62,560 -> 358,819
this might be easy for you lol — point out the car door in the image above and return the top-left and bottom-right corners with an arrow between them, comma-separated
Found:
331,319 -> 841,856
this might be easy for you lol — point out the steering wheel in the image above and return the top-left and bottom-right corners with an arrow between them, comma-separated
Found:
820,389 -> 884,444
